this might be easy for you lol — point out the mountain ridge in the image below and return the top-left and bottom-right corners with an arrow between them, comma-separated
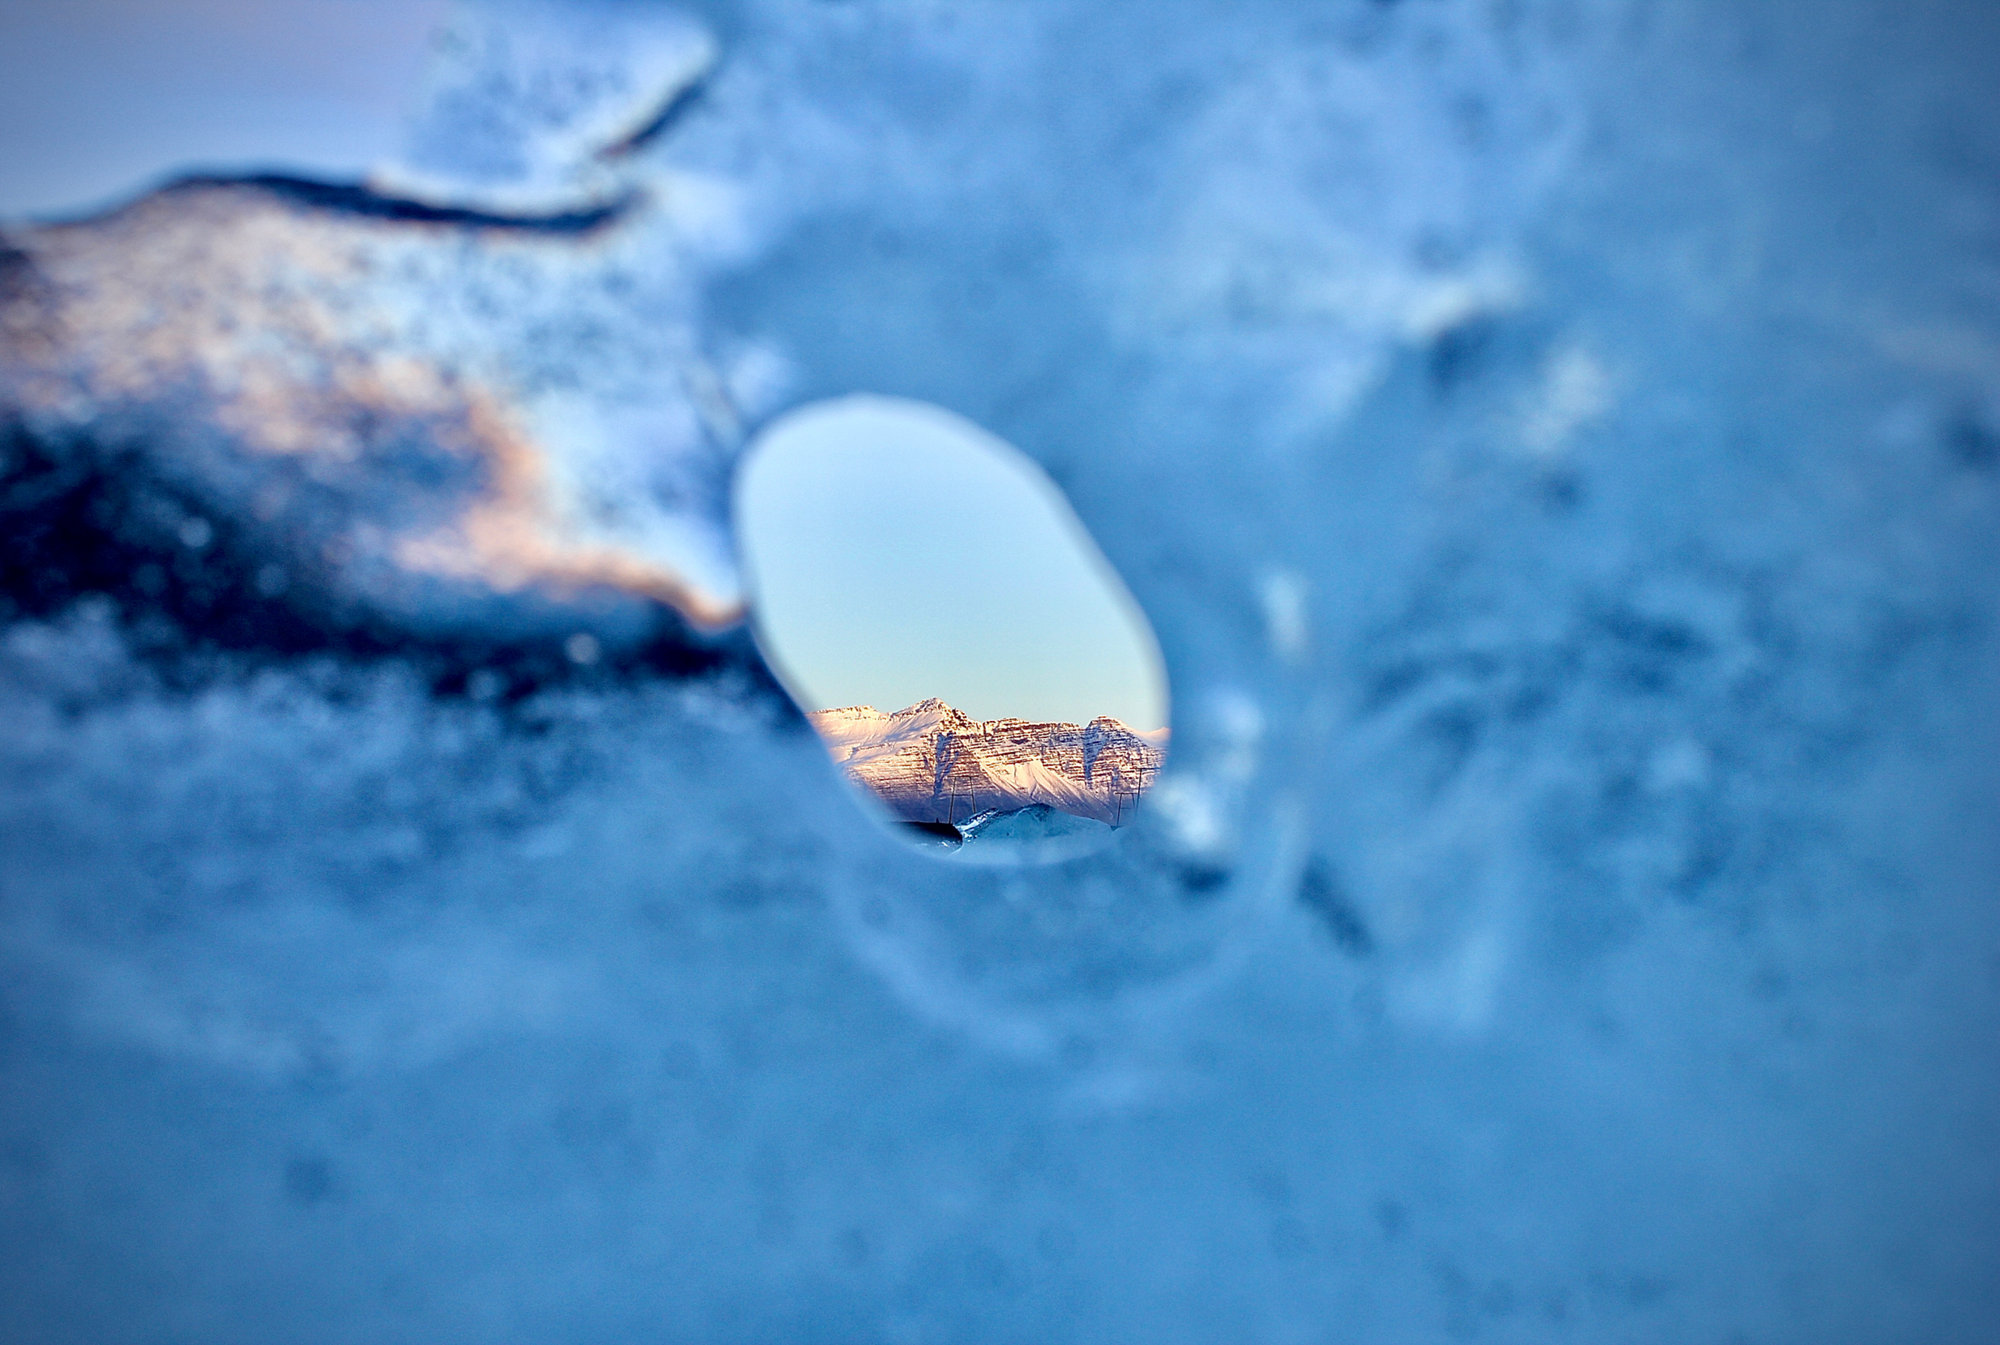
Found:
806,698 -> 1167,827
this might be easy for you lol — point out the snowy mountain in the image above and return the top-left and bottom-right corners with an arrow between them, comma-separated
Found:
807,697 -> 1165,826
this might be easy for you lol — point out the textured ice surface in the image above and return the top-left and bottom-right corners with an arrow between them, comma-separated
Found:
952,805 -> 1117,866
1,1 -> 1997,1342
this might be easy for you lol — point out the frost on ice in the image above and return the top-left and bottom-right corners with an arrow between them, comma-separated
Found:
0,2 -> 1996,1343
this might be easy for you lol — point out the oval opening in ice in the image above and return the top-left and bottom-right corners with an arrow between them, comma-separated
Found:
733,395 -> 1169,862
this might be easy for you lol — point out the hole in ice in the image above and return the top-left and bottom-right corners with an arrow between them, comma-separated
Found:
733,395 -> 1169,861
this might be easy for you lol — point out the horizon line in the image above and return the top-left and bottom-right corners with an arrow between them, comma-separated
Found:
806,697 -> 1170,734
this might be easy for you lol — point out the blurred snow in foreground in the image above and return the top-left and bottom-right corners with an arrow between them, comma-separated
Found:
1,1 -> 1996,1342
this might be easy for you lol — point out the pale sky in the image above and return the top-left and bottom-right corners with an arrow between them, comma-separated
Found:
0,0 -> 446,218
734,396 -> 1169,731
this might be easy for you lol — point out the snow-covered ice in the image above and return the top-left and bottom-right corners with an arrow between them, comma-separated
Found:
0,1 -> 1996,1341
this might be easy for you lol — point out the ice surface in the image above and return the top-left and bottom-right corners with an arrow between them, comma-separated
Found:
951,804 -> 1116,866
1,1 -> 1997,1342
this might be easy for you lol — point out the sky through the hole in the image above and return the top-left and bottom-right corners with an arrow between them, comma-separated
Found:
735,397 -> 1168,730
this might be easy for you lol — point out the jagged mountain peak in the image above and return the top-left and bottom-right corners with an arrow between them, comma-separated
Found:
880,697 -> 976,732
805,697 -> 1167,827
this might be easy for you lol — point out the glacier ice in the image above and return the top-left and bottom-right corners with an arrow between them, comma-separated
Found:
0,1 -> 1997,1342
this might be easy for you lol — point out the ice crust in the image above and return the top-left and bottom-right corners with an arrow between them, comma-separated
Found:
1,1 -> 1998,1342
